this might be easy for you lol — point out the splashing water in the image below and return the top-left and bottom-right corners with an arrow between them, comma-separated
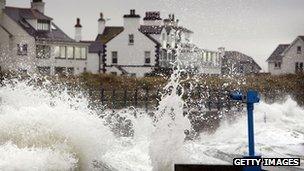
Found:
0,77 -> 303,171
0,80 -> 116,170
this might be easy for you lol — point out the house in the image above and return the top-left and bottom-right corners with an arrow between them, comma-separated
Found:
94,10 -> 160,77
139,12 -> 194,68
221,49 -> 261,76
0,0 -> 97,75
267,36 -> 304,75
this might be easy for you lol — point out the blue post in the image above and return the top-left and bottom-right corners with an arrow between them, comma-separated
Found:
230,90 -> 261,171
247,103 -> 255,156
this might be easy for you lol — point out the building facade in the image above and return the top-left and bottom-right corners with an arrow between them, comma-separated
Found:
0,0 -> 98,75
267,36 -> 304,75
94,10 -> 159,77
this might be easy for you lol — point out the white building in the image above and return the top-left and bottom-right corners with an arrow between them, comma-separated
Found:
94,10 -> 160,77
267,36 -> 304,75
0,0 -> 98,75
140,12 -> 194,68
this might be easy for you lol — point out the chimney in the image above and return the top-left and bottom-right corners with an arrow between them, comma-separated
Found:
98,12 -> 106,35
74,18 -> 82,42
31,0 -> 45,14
123,9 -> 140,30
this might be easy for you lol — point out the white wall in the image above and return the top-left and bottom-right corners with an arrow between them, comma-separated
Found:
0,13 -> 36,73
281,38 -> 304,74
87,53 -> 100,74
105,17 -> 157,77
268,62 -> 282,75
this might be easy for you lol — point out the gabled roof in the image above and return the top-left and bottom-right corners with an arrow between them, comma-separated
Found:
281,36 -> 304,56
95,27 -> 124,44
266,44 -> 290,62
224,51 -> 262,70
4,7 -> 75,43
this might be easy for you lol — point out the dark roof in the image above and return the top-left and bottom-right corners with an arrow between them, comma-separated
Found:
139,25 -> 163,34
299,36 -> 304,42
95,27 -> 124,44
266,44 -> 290,62
139,25 -> 193,35
140,31 -> 161,45
4,7 -> 75,43
81,41 -> 104,53
5,6 -> 52,20
224,51 -> 262,70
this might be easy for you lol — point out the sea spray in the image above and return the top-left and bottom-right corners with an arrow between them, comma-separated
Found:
0,78 -> 116,170
149,61 -> 192,171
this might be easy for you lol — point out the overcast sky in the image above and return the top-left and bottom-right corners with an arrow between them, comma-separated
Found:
7,0 -> 304,71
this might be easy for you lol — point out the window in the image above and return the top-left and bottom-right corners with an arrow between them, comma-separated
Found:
67,47 -> 74,59
74,47 -> 81,59
17,44 -> 28,56
54,67 -> 66,75
37,66 -> 51,75
145,51 -> 151,64
59,46 -> 66,58
297,46 -> 302,54
80,47 -> 87,59
67,67 -> 74,75
112,51 -> 118,64
37,20 -> 50,31
54,46 -> 60,57
129,34 -> 134,45
36,45 -> 50,59
296,62 -> 303,73
130,73 -> 136,77
111,72 -> 117,76
274,62 -> 281,69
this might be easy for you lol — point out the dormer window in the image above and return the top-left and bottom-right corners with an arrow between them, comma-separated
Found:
37,20 -> 50,31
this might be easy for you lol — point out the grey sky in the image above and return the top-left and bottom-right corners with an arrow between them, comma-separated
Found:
7,0 -> 304,71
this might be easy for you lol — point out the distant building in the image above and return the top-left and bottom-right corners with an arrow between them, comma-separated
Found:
267,36 -> 304,75
221,50 -> 261,76
177,44 -> 222,75
139,12 -> 194,68
0,0 -> 95,75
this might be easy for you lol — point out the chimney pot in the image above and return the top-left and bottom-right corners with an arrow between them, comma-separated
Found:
75,18 -> 82,27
